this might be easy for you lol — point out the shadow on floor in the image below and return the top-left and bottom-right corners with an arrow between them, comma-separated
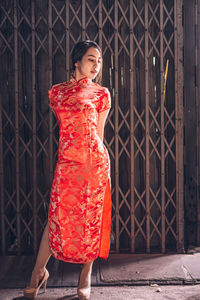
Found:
12,295 -> 79,300
57,295 -> 79,300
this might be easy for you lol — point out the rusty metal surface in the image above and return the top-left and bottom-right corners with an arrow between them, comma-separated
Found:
0,0 -> 184,255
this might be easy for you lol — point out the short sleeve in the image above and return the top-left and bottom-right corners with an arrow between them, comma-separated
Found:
97,88 -> 111,113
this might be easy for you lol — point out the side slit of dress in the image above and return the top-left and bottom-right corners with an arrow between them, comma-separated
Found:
99,179 -> 111,258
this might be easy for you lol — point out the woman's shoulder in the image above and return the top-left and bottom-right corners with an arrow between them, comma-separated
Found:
92,82 -> 110,96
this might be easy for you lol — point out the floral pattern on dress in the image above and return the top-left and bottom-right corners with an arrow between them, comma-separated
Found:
48,76 -> 111,263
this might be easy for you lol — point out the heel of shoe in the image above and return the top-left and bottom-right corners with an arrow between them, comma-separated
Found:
43,279 -> 47,293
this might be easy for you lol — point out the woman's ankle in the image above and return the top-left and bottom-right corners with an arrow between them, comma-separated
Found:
34,265 -> 46,274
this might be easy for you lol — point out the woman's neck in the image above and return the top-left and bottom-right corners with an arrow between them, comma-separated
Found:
74,70 -> 87,81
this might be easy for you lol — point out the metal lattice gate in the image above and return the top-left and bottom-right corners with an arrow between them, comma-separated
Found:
0,0 -> 183,256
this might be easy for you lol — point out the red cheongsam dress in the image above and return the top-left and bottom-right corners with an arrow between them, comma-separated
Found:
48,76 -> 111,263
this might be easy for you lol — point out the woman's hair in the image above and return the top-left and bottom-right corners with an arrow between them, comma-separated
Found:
71,40 -> 102,83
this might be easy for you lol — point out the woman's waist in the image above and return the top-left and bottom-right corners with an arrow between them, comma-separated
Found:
59,131 -> 104,148
58,143 -> 109,163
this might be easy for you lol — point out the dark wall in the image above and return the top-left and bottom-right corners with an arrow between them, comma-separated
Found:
184,0 -> 200,249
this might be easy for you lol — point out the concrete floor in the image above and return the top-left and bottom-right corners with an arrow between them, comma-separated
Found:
1,285 -> 200,300
1,253 -> 200,299
1,253 -> 200,289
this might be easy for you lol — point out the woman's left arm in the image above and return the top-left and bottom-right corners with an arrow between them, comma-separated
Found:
96,109 -> 110,141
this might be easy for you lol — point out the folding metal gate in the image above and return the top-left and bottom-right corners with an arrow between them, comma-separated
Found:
0,0 -> 183,255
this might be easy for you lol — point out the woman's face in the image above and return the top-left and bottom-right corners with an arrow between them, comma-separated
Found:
75,47 -> 101,80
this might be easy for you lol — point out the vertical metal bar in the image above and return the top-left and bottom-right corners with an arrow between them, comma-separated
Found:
160,0 -> 165,253
98,0 -> 102,50
130,0 -> 135,253
145,0 -> 150,253
31,0 -> 37,255
82,0 -> 86,40
14,0 -> 20,255
0,76 -> 5,255
66,0 -> 70,79
114,0 -> 119,252
49,1 -> 53,207
175,0 -> 184,253
197,0 -> 200,245
98,0 -> 103,89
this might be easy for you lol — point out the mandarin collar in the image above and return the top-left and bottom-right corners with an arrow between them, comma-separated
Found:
70,75 -> 92,86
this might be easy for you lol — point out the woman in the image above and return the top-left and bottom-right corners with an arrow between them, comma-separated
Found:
23,40 -> 112,300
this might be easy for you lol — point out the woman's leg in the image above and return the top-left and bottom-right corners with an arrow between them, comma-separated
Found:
29,223 -> 52,287
78,260 -> 94,299
79,261 -> 93,287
